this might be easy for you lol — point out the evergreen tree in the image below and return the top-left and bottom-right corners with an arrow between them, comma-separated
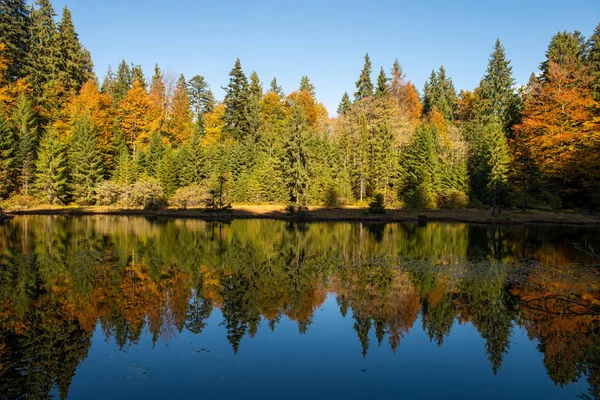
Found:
158,149 -> 178,197
12,95 -> 38,195
68,114 -> 104,204
130,64 -> 146,88
375,67 -> 389,97
299,76 -> 316,97
101,65 -> 115,94
269,77 -> 285,98
0,108 -> 17,197
0,0 -> 30,81
247,71 -> 262,142
389,58 -> 405,97
355,53 -> 373,101
112,146 -> 137,185
423,67 -> 458,122
188,74 -> 215,115
478,39 -> 516,126
282,104 -> 310,208
56,6 -> 92,98
337,92 -> 352,115
112,59 -> 132,103
223,58 -> 250,141
587,23 -> 600,101
34,128 -> 68,204
540,30 -> 586,79
487,120 -> 510,215
145,131 -> 165,177
179,128 -> 206,186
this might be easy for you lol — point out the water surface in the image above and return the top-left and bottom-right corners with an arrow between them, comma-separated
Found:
1,216 -> 599,399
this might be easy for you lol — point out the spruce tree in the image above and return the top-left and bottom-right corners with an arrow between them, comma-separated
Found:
401,123 -> 440,208
587,23 -> 600,101
487,120 -> 510,215
131,64 -> 146,88
375,67 -> 389,97
69,114 -> 104,204
179,128 -> 206,186
282,104 -> 310,208
390,58 -> 405,98
158,149 -> 179,197
112,146 -> 136,185
423,67 -> 457,122
355,53 -> 373,101
478,39 -> 516,126
101,65 -> 115,94
145,131 -> 165,177
0,108 -> 17,197
223,58 -> 250,141
299,76 -> 316,97
56,6 -> 92,97
12,95 -> 38,195
112,59 -> 132,103
540,30 -> 586,79
337,92 -> 352,115
188,74 -> 215,116
248,71 -> 262,142
34,128 -> 68,204
269,77 -> 285,98
0,0 -> 30,81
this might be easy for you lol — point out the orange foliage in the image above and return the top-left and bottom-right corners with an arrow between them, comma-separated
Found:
396,82 -> 423,125
119,80 -> 158,148
167,85 -> 193,144
457,90 -> 477,122
285,90 -> 328,130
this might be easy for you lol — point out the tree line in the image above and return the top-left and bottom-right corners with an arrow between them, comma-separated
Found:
1,0 -> 600,212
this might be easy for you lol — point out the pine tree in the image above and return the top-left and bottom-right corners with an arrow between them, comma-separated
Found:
389,58 -> 405,98
112,146 -> 137,185
131,64 -> 146,89
355,53 -> 373,101
179,128 -> 206,186
375,67 -> 389,97
337,92 -> 352,115
247,71 -> 262,142
478,39 -> 516,126
68,114 -> 104,204
423,67 -> 457,122
112,59 -> 132,103
0,108 -> 17,197
282,104 -> 310,208
12,95 -> 38,195
56,6 -> 92,98
101,65 -> 115,94
145,131 -> 165,177
158,149 -> 178,197
223,58 -> 250,141
34,128 -> 68,204
0,0 -> 30,81
299,76 -> 316,97
188,74 -> 214,119
269,77 -> 285,99
587,23 -> 600,101
487,119 -> 510,215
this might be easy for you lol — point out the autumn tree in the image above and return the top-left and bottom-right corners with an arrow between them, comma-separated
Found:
168,74 -> 193,144
119,80 -> 153,149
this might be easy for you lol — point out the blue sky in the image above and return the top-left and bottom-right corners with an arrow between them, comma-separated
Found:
49,0 -> 599,115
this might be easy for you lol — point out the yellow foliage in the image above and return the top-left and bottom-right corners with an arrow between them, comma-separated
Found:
119,80 -> 157,149
204,103 -> 225,144
285,90 -> 328,131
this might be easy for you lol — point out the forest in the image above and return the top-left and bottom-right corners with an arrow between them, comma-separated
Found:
1,0 -> 600,213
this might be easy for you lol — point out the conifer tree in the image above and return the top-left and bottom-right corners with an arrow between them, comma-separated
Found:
101,65 -> 115,94
540,30 -> 586,79
223,58 -> 250,141
179,128 -> 206,186
0,108 -> 17,197
68,114 -> 104,204
355,53 -> 373,101
389,58 -> 405,98
145,131 -> 165,177
269,77 -> 285,98
169,74 -> 193,143
487,120 -> 510,215
423,67 -> 458,122
131,64 -> 146,89
112,146 -> 136,185
337,92 -> 352,115
56,6 -> 92,98
478,39 -> 516,126
13,95 -> 38,195
282,104 -> 310,208
159,149 -> 178,197
0,0 -> 30,81
188,74 -> 215,117
587,23 -> 600,101
34,128 -> 68,204
247,71 -> 262,142
112,59 -> 132,103
375,67 -> 389,97
299,76 -> 316,97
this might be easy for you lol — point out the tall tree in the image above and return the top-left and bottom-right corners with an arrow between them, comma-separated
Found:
12,95 -> 38,195
587,23 -> 600,101
299,75 -> 316,97
130,64 -> 146,89
148,63 -> 167,131
111,59 -> 132,103
187,74 -> 214,116
478,39 -> 516,126
34,127 -> 68,204
68,113 -> 104,204
169,74 -> 193,144
375,67 -> 389,97
423,66 -> 457,122
282,104 -> 310,209
269,77 -> 285,99
56,6 -> 92,98
337,92 -> 352,115
540,30 -> 586,79
0,0 -> 30,81
247,71 -> 262,143
0,108 -> 17,197
223,58 -> 250,141
355,53 -> 373,101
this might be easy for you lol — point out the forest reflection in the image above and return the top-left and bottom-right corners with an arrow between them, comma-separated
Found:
0,216 -> 599,399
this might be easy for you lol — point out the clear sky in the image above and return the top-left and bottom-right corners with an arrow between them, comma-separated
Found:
49,0 -> 599,115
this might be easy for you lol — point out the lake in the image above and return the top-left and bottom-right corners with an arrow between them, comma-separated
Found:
0,216 -> 599,399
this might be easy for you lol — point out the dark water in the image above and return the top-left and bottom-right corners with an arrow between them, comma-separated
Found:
1,216 -> 599,399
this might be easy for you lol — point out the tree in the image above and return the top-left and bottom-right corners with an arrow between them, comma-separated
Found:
337,92 -> 351,115
68,113 -> 104,204
111,59 -> 132,103
34,128 -> 68,204
355,53 -> 373,101
587,23 -> 600,101
375,67 -> 389,97
478,39 -> 516,127
0,0 -> 30,81
423,66 -> 458,122
119,80 -> 153,149
223,58 -> 250,141
247,71 -> 262,142
0,108 -> 17,197
130,64 -> 146,89
179,129 -> 206,186
148,64 -> 167,131
487,120 -> 511,215
169,74 -> 193,144
269,77 -> 285,99
158,149 -> 178,197
188,74 -> 214,117
540,31 -> 586,79
282,104 -> 310,209
299,75 -> 315,97
13,95 -> 38,195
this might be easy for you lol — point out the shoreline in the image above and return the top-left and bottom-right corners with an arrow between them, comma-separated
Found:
4,205 -> 600,225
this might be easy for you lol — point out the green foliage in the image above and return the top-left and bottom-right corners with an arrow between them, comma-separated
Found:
355,53 -> 373,101
33,128 -> 68,204
188,74 -> 215,116
337,92 -> 352,115
12,95 -> 38,195
158,149 -> 179,197
68,114 -> 104,204
0,108 -> 17,197
282,104 -> 310,209
0,0 -> 30,80
299,75 -> 315,96
170,184 -> 208,209
269,77 -> 285,98
423,66 -> 458,121
368,193 -> 386,214
375,67 -> 389,97
223,58 -> 250,141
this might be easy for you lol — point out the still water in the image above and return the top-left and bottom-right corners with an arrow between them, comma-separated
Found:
0,216 -> 599,399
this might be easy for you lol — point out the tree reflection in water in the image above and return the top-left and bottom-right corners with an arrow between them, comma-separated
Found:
0,216 -> 599,399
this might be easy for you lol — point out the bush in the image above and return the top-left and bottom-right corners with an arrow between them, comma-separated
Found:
1,194 -> 40,210
120,177 -> 164,208
368,193 -> 386,214
324,186 -> 341,208
95,181 -> 122,206
170,184 -> 209,209
437,190 -> 468,209
143,197 -> 168,211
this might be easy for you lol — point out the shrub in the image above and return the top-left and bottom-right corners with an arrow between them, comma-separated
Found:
437,190 -> 468,209
324,186 -> 341,208
144,198 -> 168,211
1,194 -> 40,210
368,193 -> 386,214
95,181 -> 122,206
170,184 -> 209,209
120,177 -> 164,208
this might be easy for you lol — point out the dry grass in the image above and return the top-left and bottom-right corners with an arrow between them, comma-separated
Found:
4,203 -> 600,225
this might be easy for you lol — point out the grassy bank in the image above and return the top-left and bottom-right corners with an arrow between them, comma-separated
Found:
4,204 -> 600,225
